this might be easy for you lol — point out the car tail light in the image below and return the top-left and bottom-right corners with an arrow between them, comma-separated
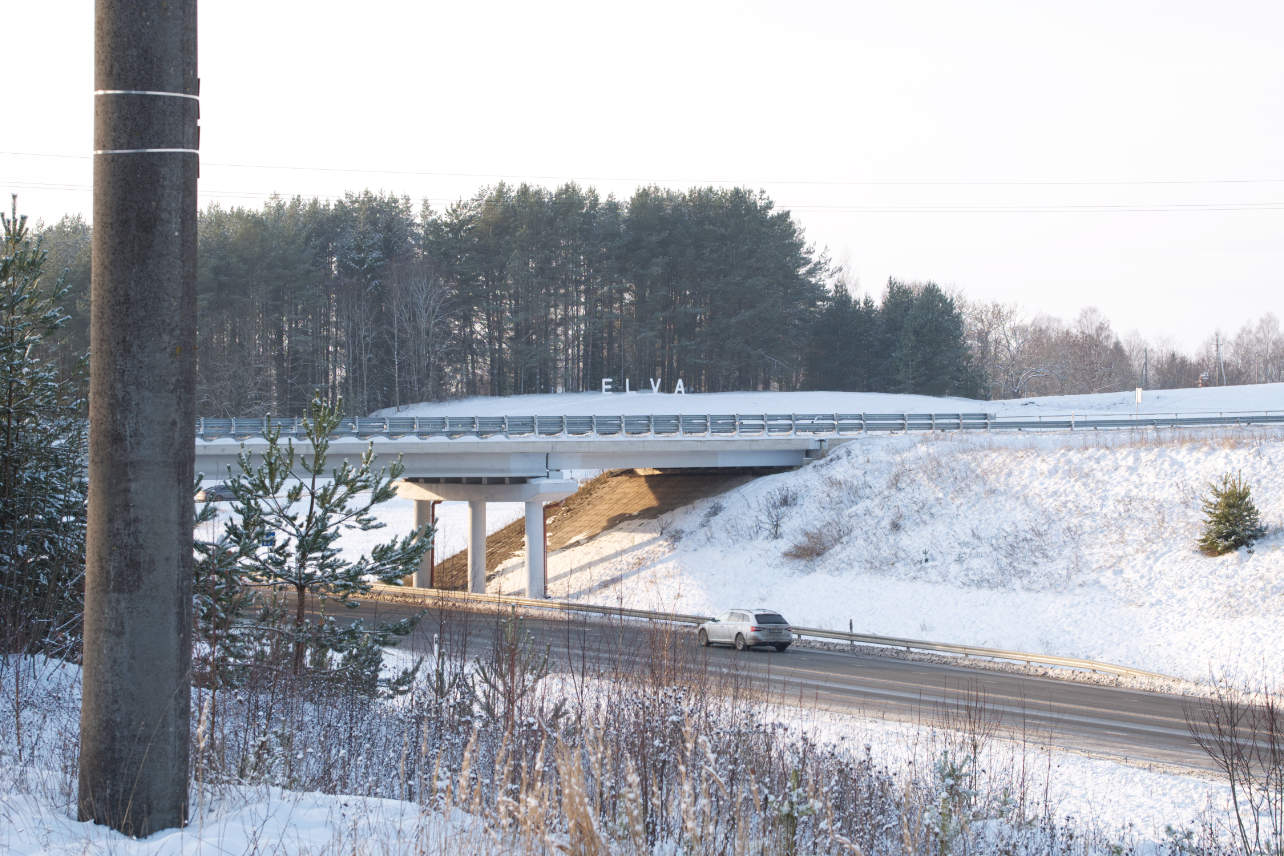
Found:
749,626 -> 760,632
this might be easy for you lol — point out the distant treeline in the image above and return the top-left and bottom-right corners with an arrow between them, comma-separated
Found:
36,186 -> 981,415
33,185 -> 1279,415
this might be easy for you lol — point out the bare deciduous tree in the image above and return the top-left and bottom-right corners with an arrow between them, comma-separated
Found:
387,259 -> 451,408
1190,685 -> 1284,855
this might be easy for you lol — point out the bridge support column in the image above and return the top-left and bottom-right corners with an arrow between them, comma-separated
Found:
468,500 -> 487,593
413,500 -> 438,588
524,500 -> 546,599
396,475 -> 575,595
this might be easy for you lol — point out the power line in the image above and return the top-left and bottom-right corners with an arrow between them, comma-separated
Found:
7,178 -> 1284,215
8,153 -> 1284,216
1,178 -> 457,206
778,200 -> 1284,213
4,149 -> 1284,188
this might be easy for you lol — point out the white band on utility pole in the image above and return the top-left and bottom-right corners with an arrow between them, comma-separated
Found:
94,148 -> 199,155
94,89 -> 199,101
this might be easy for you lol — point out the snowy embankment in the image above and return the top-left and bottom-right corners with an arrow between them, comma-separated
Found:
490,427 -> 1283,687
388,384 -> 1284,687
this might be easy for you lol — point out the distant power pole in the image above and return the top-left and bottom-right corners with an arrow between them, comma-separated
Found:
79,0 -> 198,836
1216,332 -> 1227,385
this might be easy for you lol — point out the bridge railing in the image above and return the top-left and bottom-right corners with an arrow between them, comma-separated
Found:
365,584 -> 1175,682
195,409 -> 1284,441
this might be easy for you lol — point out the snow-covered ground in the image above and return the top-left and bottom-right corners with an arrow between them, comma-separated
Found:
108,382 -> 1277,852
214,384 -> 1284,684
0,656 -> 483,854
376,382 -> 1284,419
379,385 -> 1284,687
0,655 -> 1236,854
5,781 -> 481,855
195,487 -> 528,566
488,426 -> 1284,686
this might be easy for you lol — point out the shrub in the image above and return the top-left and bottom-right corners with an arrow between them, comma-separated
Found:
756,487 -> 802,540
1197,471 -> 1266,556
784,522 -> 848,560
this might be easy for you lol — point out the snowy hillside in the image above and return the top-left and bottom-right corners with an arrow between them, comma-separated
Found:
419,385 -> 1284,688
484,427 -> 1281,686
380,385 -> 1284,685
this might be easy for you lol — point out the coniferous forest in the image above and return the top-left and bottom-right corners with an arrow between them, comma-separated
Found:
36,184 -> 979,416
33,184 -> 1279,417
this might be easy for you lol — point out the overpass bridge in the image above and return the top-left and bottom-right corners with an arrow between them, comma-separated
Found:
194,408 -> 1284,599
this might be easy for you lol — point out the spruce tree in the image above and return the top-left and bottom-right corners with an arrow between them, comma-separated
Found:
1197,471 -> 1266,556
0,199 -> 87,653
216,395 -> 431,693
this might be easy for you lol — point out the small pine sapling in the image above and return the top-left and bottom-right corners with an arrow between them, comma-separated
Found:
473,608 -> 552,732
219,395 -> 433,693
1197,470 -> 1266,556
192,482 -> 282,689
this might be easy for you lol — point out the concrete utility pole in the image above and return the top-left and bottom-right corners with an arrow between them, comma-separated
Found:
1216,333 -> 1228,386
79,0 -> 198,835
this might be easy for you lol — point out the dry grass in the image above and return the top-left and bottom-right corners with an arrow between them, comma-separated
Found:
784,519 -> 851,560
0,609 -> 1240,854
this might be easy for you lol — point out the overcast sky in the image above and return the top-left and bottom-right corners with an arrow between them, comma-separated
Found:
6,0 -> 1282,350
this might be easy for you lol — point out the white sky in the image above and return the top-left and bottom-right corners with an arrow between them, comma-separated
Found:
6,0 -> 1282,350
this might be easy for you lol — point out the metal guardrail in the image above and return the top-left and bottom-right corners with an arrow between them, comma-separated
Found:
366,584 -> 1175,682
195,409 -> 1284,441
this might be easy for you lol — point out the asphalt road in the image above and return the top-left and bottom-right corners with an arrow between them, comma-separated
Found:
347,597 -> 1222,774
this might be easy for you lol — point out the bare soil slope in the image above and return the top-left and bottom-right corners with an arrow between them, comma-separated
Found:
431,469 -> 757,590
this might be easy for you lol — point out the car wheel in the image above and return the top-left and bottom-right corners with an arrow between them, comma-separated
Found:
774,643 -> 790,652
698,629 -> 710,647
734,634 -> 748,652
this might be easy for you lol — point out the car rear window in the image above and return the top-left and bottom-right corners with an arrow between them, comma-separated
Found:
755,613 -> 788,624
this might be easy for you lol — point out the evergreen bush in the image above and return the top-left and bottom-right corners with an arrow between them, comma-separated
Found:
1197,471 -> 1266,556
0,201 -> 87,654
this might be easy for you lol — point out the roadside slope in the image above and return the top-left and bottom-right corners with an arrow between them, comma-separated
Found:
431,469 -> 758,589
487,427 -> 1284,687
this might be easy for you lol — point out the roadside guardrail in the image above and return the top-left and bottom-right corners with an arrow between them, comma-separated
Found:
366,584 -> 1176,683
195,409 -> 1284,441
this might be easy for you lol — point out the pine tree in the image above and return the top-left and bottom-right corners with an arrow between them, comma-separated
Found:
1197,471 -> 1266,556
192,489 -> 276,689
217,395 -> 431,693
0,199 -> 87,654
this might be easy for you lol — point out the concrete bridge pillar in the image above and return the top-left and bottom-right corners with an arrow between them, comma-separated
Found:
396,474 -> 576,595
524,500 -> 546,599
468,499 -> 487,594
412,500 -> 438,588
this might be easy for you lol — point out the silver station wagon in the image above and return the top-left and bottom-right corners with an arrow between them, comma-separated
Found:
697,609 -> 793,652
